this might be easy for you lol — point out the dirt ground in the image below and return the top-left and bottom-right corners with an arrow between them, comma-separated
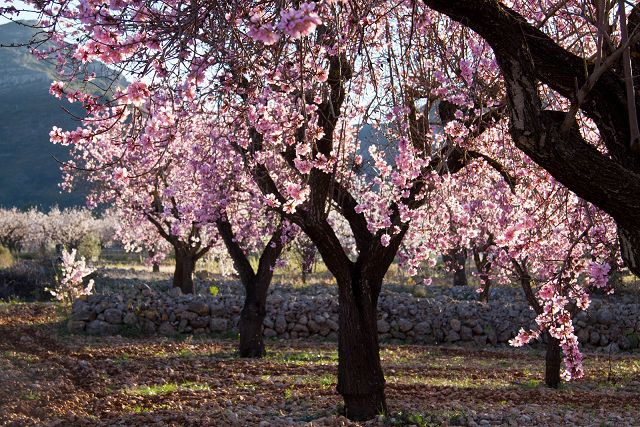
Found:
0,303 -> 638,426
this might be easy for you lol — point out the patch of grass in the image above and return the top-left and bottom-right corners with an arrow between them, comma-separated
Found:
297,373 -> 335,389
22,390 -> 39,401
235,381 -> 258,391
381,347 -> 449,365
126,381 -> 213,397
283,384 -> 295,401
177,348 -> 195,358
181,381 -> 211,392
385,411 -> 440,427
267,349 -> 338,364
388,373 -> 509,390
318,374 -> 334,389
126,383 -> 179,396
3,350 -> 39,363
520,379 -> 542,389
127,403 -> 173,413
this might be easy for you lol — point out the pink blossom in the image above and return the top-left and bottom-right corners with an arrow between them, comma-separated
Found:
588,261 -> 610,288
277,3 -> 322,39
538,283 -> 555,300
316,69 -> 329,82
265,194 -> 281,208
113,167 -> 129,182
49,81 -> 64,98
126,81 -> 150,106
50,126 -> 66,144
248,24 -> 280,45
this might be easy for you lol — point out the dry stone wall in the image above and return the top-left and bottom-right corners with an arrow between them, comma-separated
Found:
69,281 -> 640,352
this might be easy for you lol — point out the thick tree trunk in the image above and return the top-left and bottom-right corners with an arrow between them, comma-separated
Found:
173,252 -> 196,294
544,331 -> 562,388
239,279 -> 268,357
152,262 -> 160,273
619,225 -> 640,276
336,274 -> 387,420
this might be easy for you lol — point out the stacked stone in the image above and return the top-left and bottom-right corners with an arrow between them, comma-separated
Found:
68,282 -> 640,352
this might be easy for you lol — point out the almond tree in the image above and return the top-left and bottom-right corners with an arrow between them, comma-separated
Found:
405,145 -> 620,387
417,0 -> 640,276
4,0 -> 637,419
54,98 -> 290,356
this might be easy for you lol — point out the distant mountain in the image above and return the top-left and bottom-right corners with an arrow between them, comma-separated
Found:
0,21 -> 123,209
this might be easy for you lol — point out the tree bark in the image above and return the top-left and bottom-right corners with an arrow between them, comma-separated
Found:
513,260 -> 563,388
238,278 -> 268,357
443,249 -> 468,286
473,249 -> 491,302
336,273 -> 387,420
544,331 -> 562,388
216,217 -> 284,358
299,242 -> 316,284
173,250 -> 196,294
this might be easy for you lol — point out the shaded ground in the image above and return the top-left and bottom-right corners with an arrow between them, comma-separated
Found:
0,303 -> 639,426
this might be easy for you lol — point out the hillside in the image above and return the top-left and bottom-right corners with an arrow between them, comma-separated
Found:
0,21 -> 121,209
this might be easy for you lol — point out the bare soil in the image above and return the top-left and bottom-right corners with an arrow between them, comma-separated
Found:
0,303 -> 638,426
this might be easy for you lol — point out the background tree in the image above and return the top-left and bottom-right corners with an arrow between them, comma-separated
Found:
418,0 -> 640,276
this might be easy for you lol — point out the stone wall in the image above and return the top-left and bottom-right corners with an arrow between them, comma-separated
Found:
68,282 -> 640,352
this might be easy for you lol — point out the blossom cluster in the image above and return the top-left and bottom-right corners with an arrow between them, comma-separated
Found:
47,249 -> 95,306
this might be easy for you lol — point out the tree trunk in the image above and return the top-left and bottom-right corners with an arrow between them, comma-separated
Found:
239,279 -> 268,357
443,249 -> 468,286
544,331 -> 562,388
478,273 -> 491,303
336,274 -> 387,420
514,261 -> 562,388
152,262 -> 160,273
173,251 -> 196,294
216,217 -> 284,358
619,225 -> 640,277
473,249 -> 491,302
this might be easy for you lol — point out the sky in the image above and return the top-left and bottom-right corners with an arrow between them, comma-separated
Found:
0,1 -> 37,25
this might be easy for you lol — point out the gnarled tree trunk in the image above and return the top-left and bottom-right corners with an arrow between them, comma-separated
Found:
544,331 -> 562,388
336,273 -> 386,420
217,217 -> 284,358
239,278 -> 269,357
173,249 -> 196,294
